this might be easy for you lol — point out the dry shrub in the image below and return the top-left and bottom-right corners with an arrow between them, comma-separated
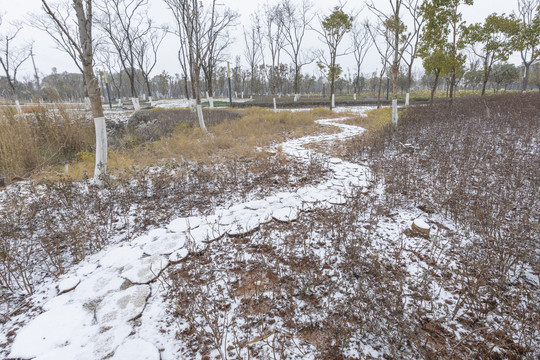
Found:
122,108 -> 242,144
345,92 -> 540,357
0,104 -> 94,179
0,150 -> 328,296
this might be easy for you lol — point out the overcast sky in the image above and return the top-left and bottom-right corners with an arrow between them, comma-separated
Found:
0,0 -> 522,81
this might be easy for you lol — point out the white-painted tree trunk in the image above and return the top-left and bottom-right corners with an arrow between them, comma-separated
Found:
331,94 -> 335,109
209,97 -> 214,108
132,98 -> 141,111
15,100 -> 22,114
196,104 -> 207,133
392,99 -> 398,126
93,117 -> 108,185
85,97 -> 91,110
273,97 -> 277,112
118,98 -> 122,106
64,163 -> 69,176
241,91 -> 244,99
149,96 -> 153,107
405,93 -> 410,106
353,93 -> 357,100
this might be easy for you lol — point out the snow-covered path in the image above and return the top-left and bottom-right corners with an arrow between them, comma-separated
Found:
3,112 -> 372,360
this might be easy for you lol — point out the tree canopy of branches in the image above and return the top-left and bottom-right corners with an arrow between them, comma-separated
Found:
367,0 -> 410,104
200,2 -> 238,101
402,0 -> 425,92
134,24 -> 167,99
279,0 -> 314,95
244,13 -> 263,95
351,18 -> 373,95
366,19 -> 393,108
263,3 -> 285,95
30,1 -> 85,77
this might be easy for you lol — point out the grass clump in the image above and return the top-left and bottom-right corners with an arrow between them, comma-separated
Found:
0,104 -> 94,180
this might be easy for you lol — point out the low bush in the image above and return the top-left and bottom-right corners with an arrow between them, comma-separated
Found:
345,92 -> 540,357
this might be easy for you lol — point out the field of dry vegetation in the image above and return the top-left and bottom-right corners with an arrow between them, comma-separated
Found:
0,106 -> 331,299
166,94 -> 539,359
0,94 -> 538,359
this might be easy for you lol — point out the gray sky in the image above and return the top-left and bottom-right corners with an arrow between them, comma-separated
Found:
0,0 -> 522,81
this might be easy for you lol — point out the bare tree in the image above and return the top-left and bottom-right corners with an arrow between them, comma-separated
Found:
97,0 -> 150,110
366,20 -> 392,109
0,18 -> 32,107
28,44 -> 41,95
29,1 -> 92,102
244,13 -> 263,95
96,47 -> 124,99
403,0 -> 425,97
163,0 -> 211,131
165,7 -> 191,101
264,3 -> 285,95
200,2 -> 238,107
351,18 -> 373,96
280,0 -> 315,97
41,0 -> 107,183
134,23 -> 167,103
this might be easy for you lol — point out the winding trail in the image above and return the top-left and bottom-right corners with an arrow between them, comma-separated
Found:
4,111 -> 372,360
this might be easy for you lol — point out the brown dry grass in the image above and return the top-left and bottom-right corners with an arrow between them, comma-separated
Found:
60,107 -> 339,180
341,107 -> 395,131
0,105 -> 94,180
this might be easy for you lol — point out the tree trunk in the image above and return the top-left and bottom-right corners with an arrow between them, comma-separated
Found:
522,62 -> 531,91
377,75 -> 383,109
184,75 -> 190,100
294,64 -> 300,95
82,62 -> 107,183
430,71 -> 440,106
481,71 -> 489,96
145,76 -> 152,98
407,63 -> 413,93
330,76 -> 335,111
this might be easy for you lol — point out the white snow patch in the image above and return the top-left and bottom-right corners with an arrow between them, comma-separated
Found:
142,233 -> 186,256
57,276 -> 80,294
272,206 -> 299,222
9,304 -> 96,359
112,338 -> 160,360
121,255 -> 169,284
96,285 -> 151,324
101,246 -> 144,269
